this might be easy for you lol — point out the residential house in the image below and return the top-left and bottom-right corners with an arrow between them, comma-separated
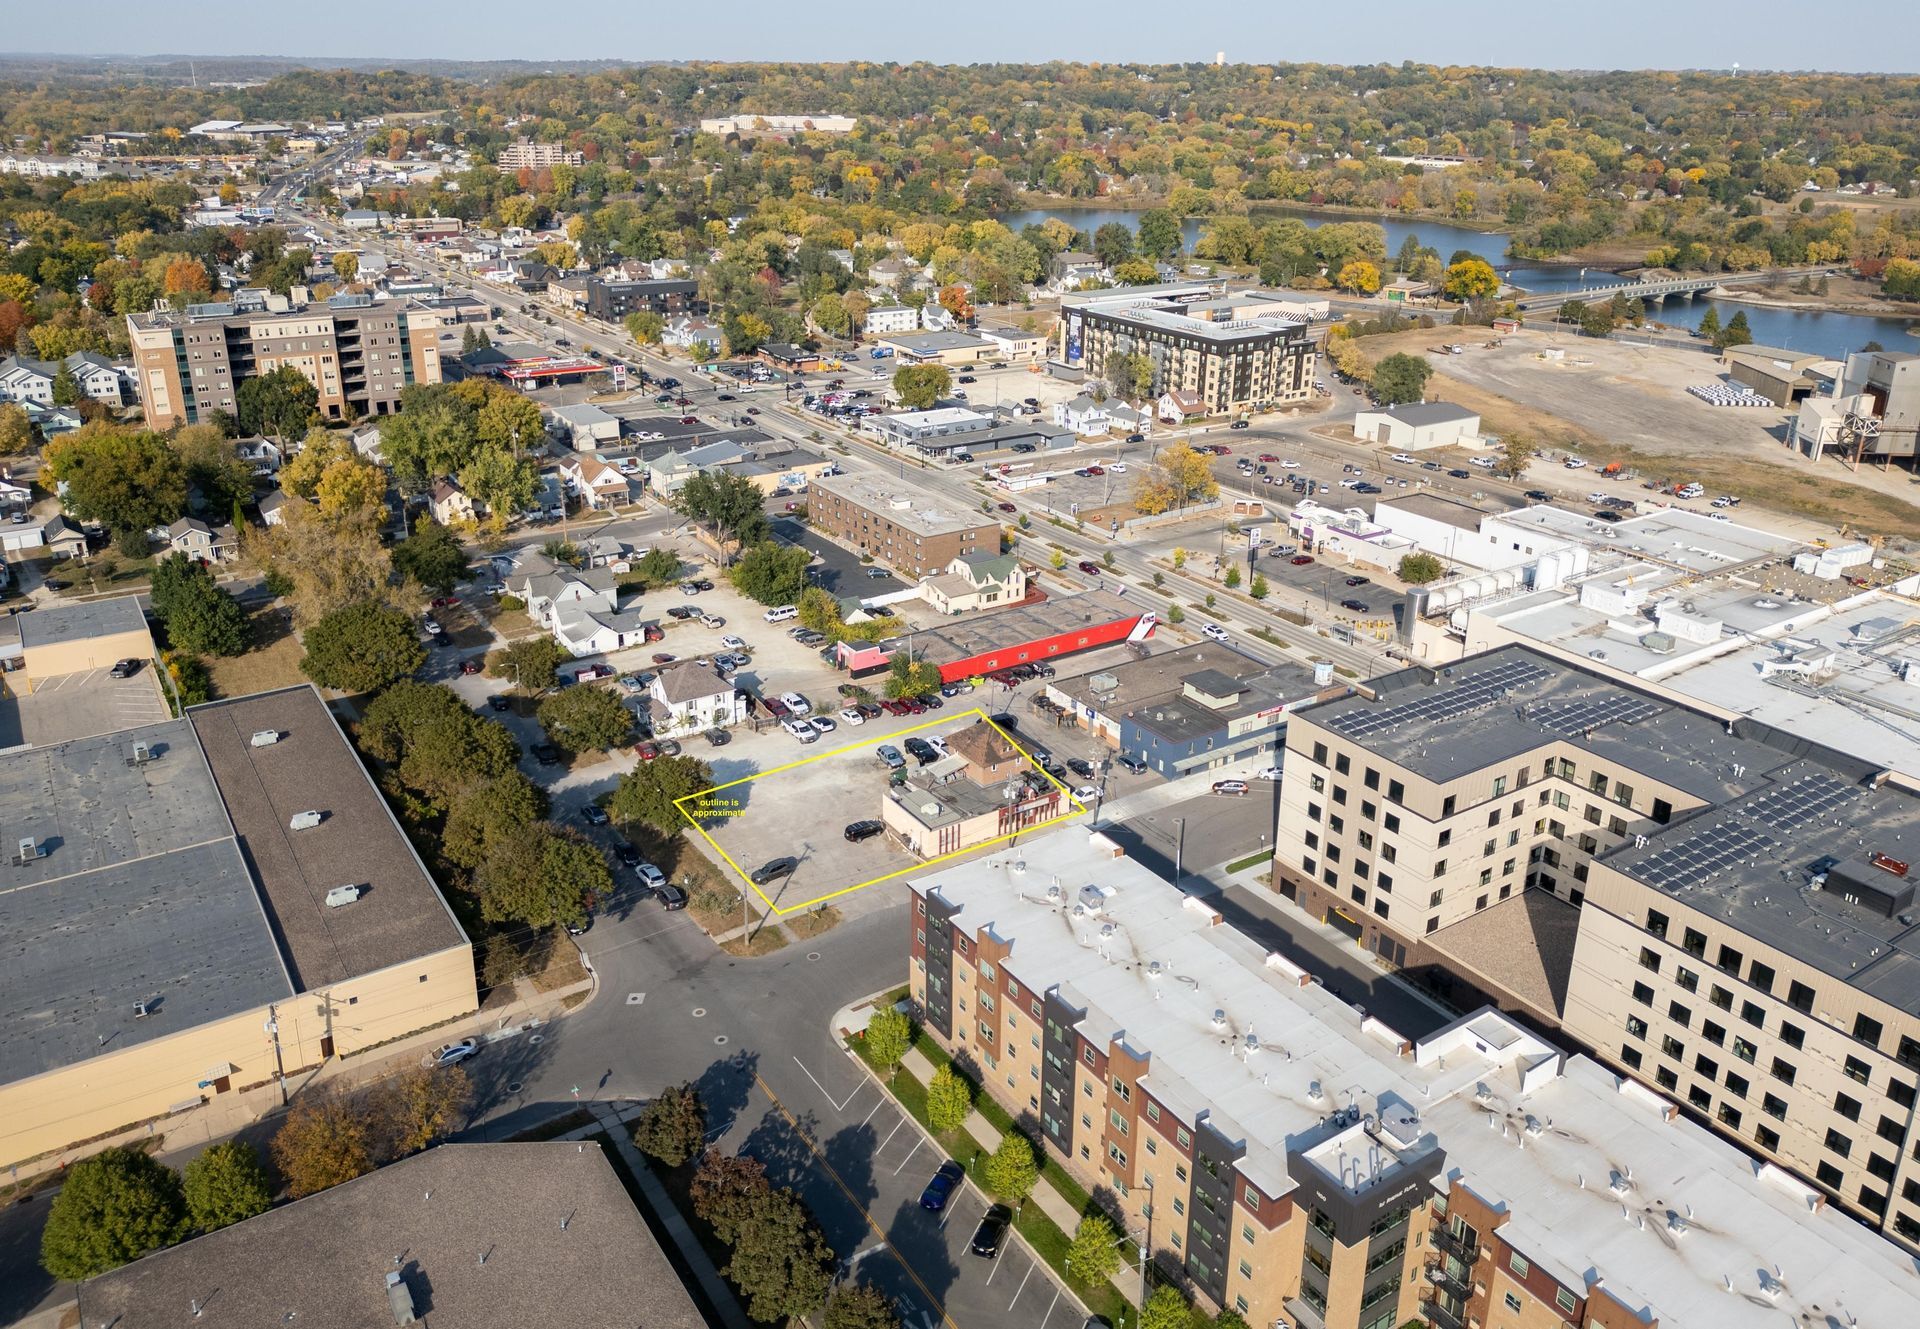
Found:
647,663 -> 746,736
921,552 -> 1028,616
544,273 -> 591,312
167,517 -> 239,564
515,558 -> 653,658
429,479 -> 477,525
975,325 -> 1047,364
869,257 -> 912,289
661,315 -> 723,350
23,403 -> 85,438
880,719 -> 1066,857
0,352 -> 133,407
39,515 -> 87,559
0,479 -> 30,512
1105,401 -> 1149,436
864,304 -> 920,336
258,489 -> 300,527
1,519 -> 46,556
1157,389 -> 1207,423
234,436 -> 284,475
919,303 -> 955,331
646,450 -> 700,496
1052,394 -> 1112,437
349,423 -> 385,461
1050,252 -> 1105,287
566,456 -> 635,510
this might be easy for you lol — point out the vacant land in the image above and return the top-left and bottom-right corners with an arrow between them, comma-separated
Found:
206,605 -> 305,698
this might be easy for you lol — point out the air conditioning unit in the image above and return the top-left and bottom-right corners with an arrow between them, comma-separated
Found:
324,884 -> 363,908
13,837 -> 41,864
250,729 -> 281,747
289,810 -> 323,831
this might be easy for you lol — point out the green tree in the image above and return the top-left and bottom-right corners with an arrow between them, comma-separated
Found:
625,310 -> 665,343
39,1147 -> 189,1281
926,1064 -> 973,1133
43,427 -> 188,552
692,1151 -> 772,1245
236,365 -> 320,439
1136,208 -> 1182,261
300,602 -> 425,694
1111,258 -> 1160,285
1065,1212 -> 1121,1286
1696,306 -> 1720,340
162,571 -> 248,657
1370,353 -> 1433,406
884,653 -> 943,700
360,681 -> 521,802
271,1095 -> 373,1199
822,1284 -> 902,1329
182,1141 -> 273,1233
1398,552 -> 1445,584
477,825 -> 610,931
1715,309 -> 1753,351
865,1006 -> 912,1080
634,547 -> 683,585
1249,573 -> 1270,599
676,471 -> 772,555
982,1134 -> 1038,1204
725,1186 -> 834,1323
1050,548 -> 1066,570
50,363 -> 81,407
729,540 -> 811,606
1092,221 -> 1135,269
494,634 -> 567,694
633,1082 -> 707,1167
1441,258 -> 1499,301
810,292 -> 852,337
537,683 -> 633,753
891,363 -> 953,410
391,522 -> 469,592
609,754 -> 717,835
1498,434 -> 1534,479
443,771 -> 548,868
1224,566 -> 1241,589
1139,1285 -> 1192,1329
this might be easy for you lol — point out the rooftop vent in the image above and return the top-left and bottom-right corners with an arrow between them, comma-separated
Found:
386,1271 -> 417,1325
1212,1008 -> 1227,1030
250,729 -> 281,747
127,741 -> 155,766
324,884 -> 364,908
14,837 -> 42,864
1077,884 -> 1107,914
289,810 -> 323,831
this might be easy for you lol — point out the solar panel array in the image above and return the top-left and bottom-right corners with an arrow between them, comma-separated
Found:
1325,660 -> 1551,740
1530,693 -> 1666,736
1743,773 -> 1861,832
1633,822 -> 1779,892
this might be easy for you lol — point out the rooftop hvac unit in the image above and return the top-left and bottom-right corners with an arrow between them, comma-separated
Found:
386,1271 -> 417,1325
250,729 -> 281,747
133,1000 -> 151,1019
289,810 -> 323,831
324,884 -> 363,908
14,837 -> 41,864
127,741 -> 155,766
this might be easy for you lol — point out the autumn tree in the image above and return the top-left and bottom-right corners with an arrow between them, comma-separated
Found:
1498,434 -> 1534,479
1397,552 -> 1445,584
1130,440 -> 1219,515
1336,260 -> 1382,295
256,502 -> 392,625
43,426 -> 187,553
369,1065 -> 473,1158
271,1095 -> 373,1198
691,1150 -> 772,1244
884,653 -> 942,700
864,1006 -> 912,1080
1441,258 -> 1499,301
331,251 -> 359,285
725,1185 -> 834,1322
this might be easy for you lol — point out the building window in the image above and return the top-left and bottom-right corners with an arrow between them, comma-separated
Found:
1855,1014 -> 1885,1048
1824,1129 -> 1852,1159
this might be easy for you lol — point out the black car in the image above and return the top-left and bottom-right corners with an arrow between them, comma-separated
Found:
750,857 -> 797,885
108,658 -> 143,679
1230,419 -> 1250,429
704,727 -> 731,746
1011,442 -> 1036,454
957,375 -> 976,384
532,743 -> 562,766
1344,576 -> 1371,587
656,884 -> 689,910
1524,489 -> 1551,501
988,713 -> 1018,730
844,820 -> 885,843
1067,758 -> 1096,779
617,845 -> 642,869
1447,468 -> 1471,479
970,1205 -> 1011,1258
667,605 -> 701,619
1593,509 -> 1624,522
903,737 -> 938,765
1340,598 -> 1369,612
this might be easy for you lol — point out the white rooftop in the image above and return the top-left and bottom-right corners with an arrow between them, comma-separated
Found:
921,830 -> 1920,1327
886,407 -> 990,430
1484,504 -> 1800,574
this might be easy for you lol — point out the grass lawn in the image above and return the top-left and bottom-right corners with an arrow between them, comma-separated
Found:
719,925 -> 789,957
206,605 -> 306,698
785,905 -> 843,940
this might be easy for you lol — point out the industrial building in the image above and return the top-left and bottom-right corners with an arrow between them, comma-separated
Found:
834,590 -> 1155,684
1351,402 -> 1482,450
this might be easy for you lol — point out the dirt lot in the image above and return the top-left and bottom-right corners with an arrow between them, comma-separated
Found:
1355,328 -> 1920,536
206,606 -> 306,698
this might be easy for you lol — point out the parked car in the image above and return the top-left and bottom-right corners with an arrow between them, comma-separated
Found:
532,743 -> 562,766
1067,757 -> 1097,779
656,884 -> 689,910
845,820 -> 886,844
919,1160 -> 965,1211
750,857 -> 797,885
970,1205 -> 1012,1258
108,658 -> 142,679
488,695 -> 511,712
1290,555 -> 1315,566
431,1039 -> 479,1068
1254,765 -> 1283,781
1211,780 -> 1250,796
809,716 -> 836,734
1344,576 -> 1371,587
1118,755 -> 1148,775
704,728 -> 731,746
580,805 -> 610,827
839,707 -> 866,726
1340,598 -> 1369,612
460,659 -> 482,676
781,691 -> 811,716
876,744 -> 906,769
904,737 -> 938,765
720,635 -> 748,652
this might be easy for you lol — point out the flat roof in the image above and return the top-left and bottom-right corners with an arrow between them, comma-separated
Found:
15,594 -> 146,650
811,470 -> 997,539
1052,642 -> 1321,743
1484,504 -> 1799,574
1367,401 -> 1478,426
189,688 -> 466,989
893,590 -> 1141,666
916,831 -> 1920,1328
1379,490 -> 1495,531
76,1143 -> 705,1329
877,329 -> 991,352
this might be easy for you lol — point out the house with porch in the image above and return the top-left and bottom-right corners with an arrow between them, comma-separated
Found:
514,557 -> 655,658
566,456 -> 635,510
647,663 -> 747,736
921,552 -> 1027,616
429,478 -> 477,525
1158,389 -> 1207,424
1052,394 -> 1112,437
167,517 -> 239,564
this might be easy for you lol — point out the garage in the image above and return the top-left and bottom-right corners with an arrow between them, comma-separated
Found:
1324,905 -> 1364,942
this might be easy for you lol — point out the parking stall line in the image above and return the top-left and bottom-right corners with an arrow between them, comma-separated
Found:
890,1136 -> 924,1174
984,1247 -> 1005,1286
861,1095 -> 885,1126
876,1113 -> 908,1154
791,1054 -> 864,1113
1006,1260 -> 1036,1310
1036,1286 -> 1062,1327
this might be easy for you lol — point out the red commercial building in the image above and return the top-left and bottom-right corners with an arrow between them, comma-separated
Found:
835,590 -> 1155,682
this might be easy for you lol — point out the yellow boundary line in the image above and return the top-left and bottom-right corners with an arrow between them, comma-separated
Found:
675,706 -> 1088,915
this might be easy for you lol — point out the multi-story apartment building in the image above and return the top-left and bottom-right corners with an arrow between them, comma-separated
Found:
1273,644 -> 1920,1245
905,830 -> 1919,1329
127,292 -> 445,429
583,277 -> 702,323
496,137 -> 585,170
1056,284 -> 1316,415
808,471 -> 999,579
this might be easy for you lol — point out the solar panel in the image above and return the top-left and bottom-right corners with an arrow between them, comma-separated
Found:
1744,774 -> 1859,831
1632,822 -> 1778,891
1325,661 -> 1550,739
1531,694 -> 1665,736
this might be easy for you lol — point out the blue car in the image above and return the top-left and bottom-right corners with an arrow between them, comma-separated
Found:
919,1160 -> 965,1212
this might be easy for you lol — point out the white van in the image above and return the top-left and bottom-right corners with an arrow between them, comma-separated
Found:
764,605 -> 798,623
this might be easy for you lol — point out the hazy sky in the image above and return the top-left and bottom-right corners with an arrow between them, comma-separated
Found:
12,0 -> 1919,73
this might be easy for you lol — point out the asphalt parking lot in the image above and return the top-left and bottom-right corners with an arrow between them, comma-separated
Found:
769,516 -> 910,595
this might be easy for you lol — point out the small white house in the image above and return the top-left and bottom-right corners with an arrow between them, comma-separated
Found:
566,456 -> 635,510
550,402 -> 622,450
1158,390 -> 1207,424
649,662 -> 747,735
167,517 -> 239,564
1052,394 -> 1112,437
1351,402 -> 1482,451
429,478 -> 477,525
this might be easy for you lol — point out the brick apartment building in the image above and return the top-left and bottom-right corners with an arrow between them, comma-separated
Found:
808,471 -> 999,579
127,292 -> 446,429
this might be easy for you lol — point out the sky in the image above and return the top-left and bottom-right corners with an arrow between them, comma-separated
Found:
10,1 -> 1919,74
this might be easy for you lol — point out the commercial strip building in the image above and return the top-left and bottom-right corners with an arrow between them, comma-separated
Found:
835,590 -> 1155,684
127,291 -> 446,429
882,719 -> 1070,856
1272,643 -> 1920,1245
906,829 -> 1920,1329
0,680 -> 476,1170
808,470 -> 1001,578
1055,284 -> 1317,416
76,1143 -> 704,1328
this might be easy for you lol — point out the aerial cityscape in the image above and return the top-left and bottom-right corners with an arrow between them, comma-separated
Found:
4,14 -> 1920,1329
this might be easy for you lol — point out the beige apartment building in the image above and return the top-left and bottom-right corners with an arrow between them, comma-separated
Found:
496,136 -> 585,170
1272,644 -> 1920,1246
127,292 -> 445,430
904,829 -> 1920,1329
1056,285 -> 1316,415
808,471 -> 999,578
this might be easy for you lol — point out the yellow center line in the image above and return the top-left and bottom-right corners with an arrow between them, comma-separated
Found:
754,1073 -> 964,1329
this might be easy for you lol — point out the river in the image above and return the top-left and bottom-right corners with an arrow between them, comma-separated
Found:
1002,204 -> 1918,361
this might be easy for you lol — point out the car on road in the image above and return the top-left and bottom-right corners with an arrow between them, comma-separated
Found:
996,502 -> 1017,514
1072,784 -> 1099,801
919,1160 -> 965,1211
970,1205 -> 1012,1258
1201,623 -> 1231,642
1230,419 -> 1250,429
488,695 -> 511,712
1344,576 -> 1371,587
780,691 -> 811,715
421,617 -> 443,636
1524,489 -> 1551,501
532,743 -> 562,766
580,805 -> 610,826
431,594 -> 461,609
1077,560 -> 1100,574
838,707 -> 865,725
1211,780 -> 1250,796
845,820 -> 886,844
1340,597 -> 1370,611
1254,765 -> 1283,781
1126,432 -> 1145,443
876,744 -> 906,769
750,857 -> 797,885
866,566 -> 890,579
656,884 -> 689,910
431,1039 -> 479,1068
1447,468 -> 1471,479
459,658 -> 482,676
1290,554 -> 1315,566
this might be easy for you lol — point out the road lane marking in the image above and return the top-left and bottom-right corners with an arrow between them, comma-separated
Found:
791,1055 -> 863,1112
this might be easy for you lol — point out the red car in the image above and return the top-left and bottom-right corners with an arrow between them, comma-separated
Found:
997,502 -> 1017,514
900,697 -> 927,714
1291,555 -> 1315,566
652,652 -> 676,664
1085,465 -> 1104,476
679,416 -> 698,425
432,594 -> 460,608
1077,561 -> 1100,574
1257,453 -> 1280,463
459,659 -> 482,676
636,741 -> 660,761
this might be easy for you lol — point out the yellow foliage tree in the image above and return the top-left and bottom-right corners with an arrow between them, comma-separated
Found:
1336,261 -> 1381,295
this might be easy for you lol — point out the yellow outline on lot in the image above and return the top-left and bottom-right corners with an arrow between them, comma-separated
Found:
674,706 -> 1088,915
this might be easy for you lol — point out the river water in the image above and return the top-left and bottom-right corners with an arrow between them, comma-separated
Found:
1002,204 -> 1918,361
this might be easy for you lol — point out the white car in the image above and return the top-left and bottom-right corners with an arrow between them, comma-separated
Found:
783,718 -> 819,742
1469,456 -> 1495,469
781,691 -> 811,716
1280,459 -> 1300,469
809,715 -> 836,734
1072,784 -> 1099,801
430,1039 -> 479,1068
839,707 -> 865,725
1564,458 -> 1588,470
1201,623 -> 1231,642
1389,452 -> 1416,464
1253,765 -> 1283,781
720,635 -> 747,652
422,618 -> 443,635
701,614 -> 726,628
1587,492 -> 1607,503
636,862 -> 667,890
1108,462 -> 1128,473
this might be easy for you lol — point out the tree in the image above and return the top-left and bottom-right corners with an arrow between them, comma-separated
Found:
1139,1285 -> 1191,1329
50,363 -> 81,407
1715,309 -> 1753,351
1224,566 -> 1241,589
692,1150 -> 772,1244
634,547 -> 683,586
538,684 -> 633,753
1370,353 -> 1433,406
173,423 -> 254,516
300,601 -> 425,693
676,470 -> 771,554
271,1095 -> 373,1198
865,1006 -> 912,1080
633,1082 -> 707,1167
332,251 -> 359,285
982,1134 -> 1038,1204
39,1147 -> 189,1281
359,681 -> 521,802
391,521 -> 469,592
1336,260 -> 1382,294
1249,573 -> 1270,599
315,456 -> 386,521
1050,548 -> 1067,571
625,310 -> 665,343
1441,258 -> 1499,302
442,770 -> 547,868
43,427 -> 187,551
494,634 -> 566,694
370,1066 -> 473,1158
729,540 -> 811,606
1136,208 -> 1181,261
1398,552 -> 1445,584
609,754 -> 716,835
822,1284 -> 902,1329
1107,350 -> 1156,399
891,363 -> 952,410
810,293 -> 852,337
937,283 -> 975,323
258,503 -> 393,625
236,365 -> 320,440
927,1064 -> 973,1133
1066,1213 -> 1121,1286
478,825 -> 610,931
182,1140 -> 272,1233
1092,221 -> 1134,270
152,556 -> 248,657
1111,258 -> 1160,285
725,1185 -> 834,1322
884,653 -> 943,700
281,428 -> 351,497
1130,441 -> 1218,515
0,402 -> 36,455
1696,306 -> 1720,339
1497,434 -> 1533,479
